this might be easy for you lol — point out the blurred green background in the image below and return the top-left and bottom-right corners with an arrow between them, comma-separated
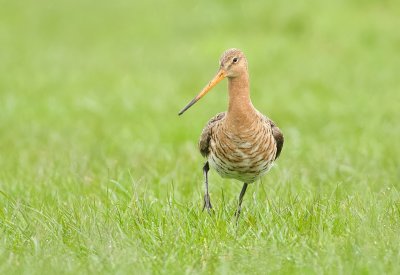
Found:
1,0 -> 399,273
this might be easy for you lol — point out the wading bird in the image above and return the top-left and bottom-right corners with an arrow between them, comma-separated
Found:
179,49 -> 284,219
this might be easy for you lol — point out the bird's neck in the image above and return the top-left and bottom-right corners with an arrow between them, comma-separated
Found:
226,72 -> 257,127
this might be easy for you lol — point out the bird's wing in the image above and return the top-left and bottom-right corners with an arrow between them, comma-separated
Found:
198,112 -> 226,158
268,118 -> 284,160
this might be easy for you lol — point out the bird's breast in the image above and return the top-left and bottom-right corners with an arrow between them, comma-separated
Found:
208,124 -> 277,183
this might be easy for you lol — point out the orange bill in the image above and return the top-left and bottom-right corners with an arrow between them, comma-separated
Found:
178,69 -> 226,115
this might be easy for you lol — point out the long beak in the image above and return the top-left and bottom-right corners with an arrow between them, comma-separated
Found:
178,69 -> 226,116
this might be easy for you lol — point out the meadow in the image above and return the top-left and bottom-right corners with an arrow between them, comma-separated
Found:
1,0 -> 400,274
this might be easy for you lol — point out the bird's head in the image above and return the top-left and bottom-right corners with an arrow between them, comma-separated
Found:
219,48 -> 248,78
178,48 -> 247,116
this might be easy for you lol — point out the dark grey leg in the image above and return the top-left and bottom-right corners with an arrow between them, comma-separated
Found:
202,162 -> 212,212
235,183 -> 248,220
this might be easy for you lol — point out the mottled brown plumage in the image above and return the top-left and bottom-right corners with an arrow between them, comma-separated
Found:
199,112 -> 283,183
179,48 -> 284,219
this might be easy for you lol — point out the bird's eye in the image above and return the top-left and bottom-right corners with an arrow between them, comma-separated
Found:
232,57 -> 238,63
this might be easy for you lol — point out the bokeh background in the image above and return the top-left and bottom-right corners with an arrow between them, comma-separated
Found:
1,0 -> 399,273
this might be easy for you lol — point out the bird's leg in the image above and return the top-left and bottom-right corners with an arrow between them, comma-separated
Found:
235,183 -> 248,220
202,161 -> 212,212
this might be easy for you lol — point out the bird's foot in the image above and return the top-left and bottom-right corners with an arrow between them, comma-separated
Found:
234,206 -> 242,222
202,193 -> 213,213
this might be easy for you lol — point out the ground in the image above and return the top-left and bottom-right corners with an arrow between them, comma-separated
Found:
1,0 -> 399,274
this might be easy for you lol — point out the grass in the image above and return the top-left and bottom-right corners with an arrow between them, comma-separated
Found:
1,0 -> 400,273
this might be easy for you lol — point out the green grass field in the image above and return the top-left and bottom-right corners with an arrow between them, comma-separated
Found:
1,0 -> 400,274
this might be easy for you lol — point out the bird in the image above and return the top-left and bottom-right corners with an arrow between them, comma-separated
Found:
178,48 -> 284,219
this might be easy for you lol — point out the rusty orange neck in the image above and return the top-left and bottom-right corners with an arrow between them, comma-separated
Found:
226,72 -> 257,128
